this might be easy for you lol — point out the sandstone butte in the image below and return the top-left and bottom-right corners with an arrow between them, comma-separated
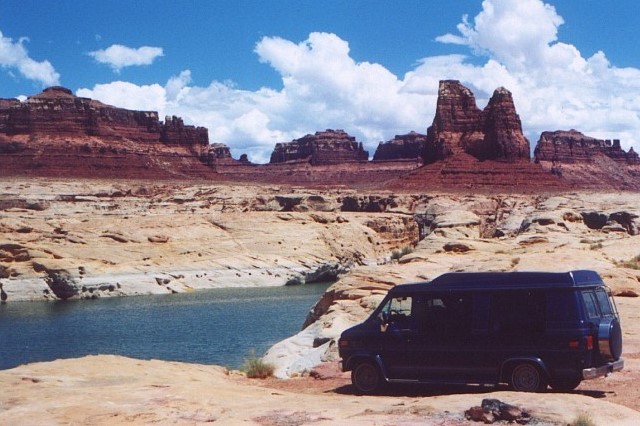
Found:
2,81 -> 639,190
1,82 -> 640,424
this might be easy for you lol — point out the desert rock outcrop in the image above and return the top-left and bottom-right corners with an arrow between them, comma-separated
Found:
0,87 -> 215,178
424,80 -> 530,163
372,131 -> 427,162
534,130 -> 640,189
269,129 -> 368,165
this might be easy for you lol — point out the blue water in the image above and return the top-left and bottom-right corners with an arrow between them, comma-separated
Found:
0,283 -> 330,370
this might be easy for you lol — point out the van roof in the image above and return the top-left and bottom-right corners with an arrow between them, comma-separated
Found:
389,270 -> 604,295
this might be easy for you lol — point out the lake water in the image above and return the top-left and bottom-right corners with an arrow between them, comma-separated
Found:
0,283 -> 331,371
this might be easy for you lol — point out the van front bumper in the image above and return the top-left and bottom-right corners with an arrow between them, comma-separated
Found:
582,359 -> 624,380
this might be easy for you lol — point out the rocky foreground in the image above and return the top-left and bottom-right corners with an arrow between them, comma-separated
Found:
2,178 -> 640,423
1,353 -> 639,425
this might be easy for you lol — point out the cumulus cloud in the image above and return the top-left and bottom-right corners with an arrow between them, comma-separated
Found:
78,0 -> 640,162
88,44 -> 164,72
0,30 -> 60,87
76,80 -> 166,112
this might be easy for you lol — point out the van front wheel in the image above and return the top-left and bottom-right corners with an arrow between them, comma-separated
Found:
351,361 -> 382,394
510,363 -> 547,392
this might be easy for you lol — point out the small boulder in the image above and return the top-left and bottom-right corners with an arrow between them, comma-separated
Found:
148,235 -> 170,243
443,242 -> 474,253
616,290 -> 639,297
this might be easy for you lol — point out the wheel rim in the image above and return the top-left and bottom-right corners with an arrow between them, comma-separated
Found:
512,364 -> 541,391
354,363 -> 379,393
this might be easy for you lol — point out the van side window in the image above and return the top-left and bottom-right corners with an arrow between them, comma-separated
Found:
490,290 -> 546,336
546,290 -> 578,321
420,294 -> 472,338
378,296 -> 413,330
581,291 -> 600,318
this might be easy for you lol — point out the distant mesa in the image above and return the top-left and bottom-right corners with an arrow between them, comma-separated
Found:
373,131 -> 427,163
270,129 -> 368,165
0,86 -> 213,178
535,129 -> 639,165
1,83 -> 638,190
534,129 -> 640,189
0,86 -> 208,146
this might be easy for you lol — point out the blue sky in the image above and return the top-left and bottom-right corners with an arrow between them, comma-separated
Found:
1,0 -> 639,163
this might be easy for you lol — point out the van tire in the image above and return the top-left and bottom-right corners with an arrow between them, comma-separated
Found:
351,361 -> 383,394
598,317 -> 623,362
510,363 -> 547,392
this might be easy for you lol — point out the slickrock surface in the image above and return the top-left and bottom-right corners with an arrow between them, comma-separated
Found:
2,178 -> 640,424
0,178 -> 419,301
1,354 -> 639,425
264,192 -> 640,378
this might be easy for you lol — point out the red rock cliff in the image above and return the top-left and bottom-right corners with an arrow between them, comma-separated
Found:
424,80 -> 530,163
270,129 -> 368,165
0,87 -> 214,178
373,131 -> 427,162
534,130 -> 639,165
0,87 -> 208,147
534,130 -> 640,189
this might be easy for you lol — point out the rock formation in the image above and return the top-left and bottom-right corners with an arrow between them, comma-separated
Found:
203,143 -> 243,166
0,87 -> 214,178
534,130 -> 640,189
1,85 -> 638,190
0,87 -> 208,146
372,131 -> 427,162
535,130 -> 640,165
269,129 -> 368,165
424,80 -> 530,163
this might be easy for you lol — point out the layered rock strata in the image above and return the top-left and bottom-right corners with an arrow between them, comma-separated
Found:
269,129 -> 369,165
0,87 -> 213,178
0,180 -> 420,302
534,130 -> 640,189
535,130 -> 640,164
424,80 -> 530,163
0,87 -> 208,146
372,131 -> 427,162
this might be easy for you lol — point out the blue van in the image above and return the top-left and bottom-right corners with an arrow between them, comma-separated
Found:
338,270 -> 624,393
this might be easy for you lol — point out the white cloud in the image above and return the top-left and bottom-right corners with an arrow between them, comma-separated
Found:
77,0 -> 640,162
88,44 -> 164,72
76,81 -> 166,112
0,30 -> 60,86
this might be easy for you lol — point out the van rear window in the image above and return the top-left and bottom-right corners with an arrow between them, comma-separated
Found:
581,291 -> 600,318
595,289 -> 614,316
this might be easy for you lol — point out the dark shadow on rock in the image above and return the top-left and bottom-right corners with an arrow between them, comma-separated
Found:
331,382 -> 510,397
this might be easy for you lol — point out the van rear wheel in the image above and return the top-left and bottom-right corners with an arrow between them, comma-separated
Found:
510,363 -> 547,392
351,361 -> 382,394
